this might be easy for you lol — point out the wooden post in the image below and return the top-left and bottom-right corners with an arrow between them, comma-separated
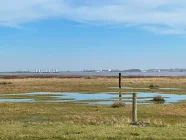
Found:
119,73 -> 121,89
119,73 -> 122,98
132,93 -> 137,123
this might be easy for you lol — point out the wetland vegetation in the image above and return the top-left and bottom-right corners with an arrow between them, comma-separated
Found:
0,75 -> 186,139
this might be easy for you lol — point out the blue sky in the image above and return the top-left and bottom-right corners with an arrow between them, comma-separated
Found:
0,0 -> 186,71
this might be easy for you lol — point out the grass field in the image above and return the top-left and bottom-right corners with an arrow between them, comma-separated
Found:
0,75 -> 186,139
1,75 -> 186,94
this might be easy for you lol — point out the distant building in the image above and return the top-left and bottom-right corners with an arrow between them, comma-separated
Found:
124,69 -> 141,72
146,69 -> 160,72
28,69 -> 59,73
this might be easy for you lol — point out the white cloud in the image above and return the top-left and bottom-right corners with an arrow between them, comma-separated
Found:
142,26 -> 186,35
1,0 -> 186,34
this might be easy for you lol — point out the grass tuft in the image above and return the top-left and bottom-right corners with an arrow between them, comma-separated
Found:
149,83 -> 159,89
0,81 -> 12,85
111,100 -> 125,108
84,76 -> 93,79
153,96 -> 165,102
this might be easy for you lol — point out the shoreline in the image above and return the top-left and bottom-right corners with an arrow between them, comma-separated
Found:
1,74 -> 186,79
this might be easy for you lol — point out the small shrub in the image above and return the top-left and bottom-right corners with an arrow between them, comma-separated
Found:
111,101 -> 125,108
84,76 -> 93,79
0,81 -> 12,85
149,84 -> 159,89
153,96 -> 165,102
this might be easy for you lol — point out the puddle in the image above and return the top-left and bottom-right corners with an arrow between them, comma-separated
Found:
0,92 -> 66,96
0,99 -> 35,102
109,87 -> 183,90
25,92 -> 65,95
56,93 -> 114,100
0,92 -> 186,104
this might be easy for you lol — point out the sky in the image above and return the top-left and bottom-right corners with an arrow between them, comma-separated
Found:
0,0 -> 186,71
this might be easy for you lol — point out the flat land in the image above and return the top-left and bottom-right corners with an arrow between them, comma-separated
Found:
0,75 -> 186,139
1,75 -> 186,94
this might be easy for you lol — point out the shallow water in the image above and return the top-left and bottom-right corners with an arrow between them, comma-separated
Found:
0,92 -> 186,104
0,99 -> 35,102
25,92 -> 65,95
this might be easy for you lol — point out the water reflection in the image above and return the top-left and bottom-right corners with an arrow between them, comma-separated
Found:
0,92 -> 186,104
119,91 -> 122,100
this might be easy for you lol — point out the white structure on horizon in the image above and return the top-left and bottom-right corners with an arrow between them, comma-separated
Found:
28,69 -> 58,73
101,69 -> 112,72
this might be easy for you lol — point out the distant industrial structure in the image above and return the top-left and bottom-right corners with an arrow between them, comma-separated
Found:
82,69 -> 186,73
28,69 -> 58,73
82,69 -> 141,72
83,69 -> 112,72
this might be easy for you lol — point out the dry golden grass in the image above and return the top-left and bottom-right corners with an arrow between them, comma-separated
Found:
0,76 -> 186,94
0,102 -> 186,125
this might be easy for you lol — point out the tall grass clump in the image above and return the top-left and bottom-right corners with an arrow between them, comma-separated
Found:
153,96 -> 165,102
84,76 -> 93,79
149,83 -> 159,89
0,81 -> 12,85
111,101 -> 125,108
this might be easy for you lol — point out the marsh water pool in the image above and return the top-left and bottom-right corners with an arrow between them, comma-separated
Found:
0,92 -> 186,104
